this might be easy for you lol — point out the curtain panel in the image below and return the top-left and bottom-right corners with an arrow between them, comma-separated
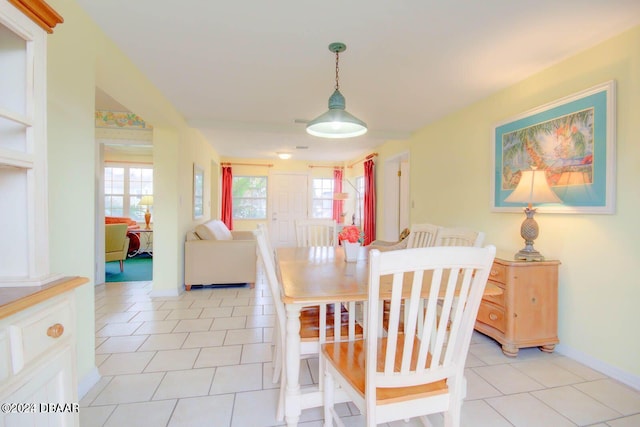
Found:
363,159 -> 376,245
221,166 -> 233,230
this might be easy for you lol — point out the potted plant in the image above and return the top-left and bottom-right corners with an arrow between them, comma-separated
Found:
338,225 -> 364,262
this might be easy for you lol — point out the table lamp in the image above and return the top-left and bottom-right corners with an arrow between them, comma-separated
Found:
504,167 -> 560,261
138,195 -> 154,229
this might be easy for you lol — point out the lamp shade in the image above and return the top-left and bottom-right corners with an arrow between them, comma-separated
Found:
138,195 -> 154,206
504,169 -> 560,206
306,90 -> 367,139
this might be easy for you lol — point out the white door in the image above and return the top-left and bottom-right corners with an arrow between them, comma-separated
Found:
268,172 -> 308,247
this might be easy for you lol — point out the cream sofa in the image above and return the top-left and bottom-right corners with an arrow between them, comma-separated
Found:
184,219 -> 257,290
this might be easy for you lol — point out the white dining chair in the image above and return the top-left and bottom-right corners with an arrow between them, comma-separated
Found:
434,226 -> 485,247
253,227 -> 362,421
321,245 -> 496,427
295,219 -> 338,247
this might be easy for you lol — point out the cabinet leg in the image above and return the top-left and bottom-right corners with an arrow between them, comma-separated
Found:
539,344 -> 556,353
185,284 -> 192,291
501,344 -> 519,357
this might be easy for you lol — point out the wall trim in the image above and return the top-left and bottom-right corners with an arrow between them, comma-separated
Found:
77,366 -> 101,399
556,344 -> 640,391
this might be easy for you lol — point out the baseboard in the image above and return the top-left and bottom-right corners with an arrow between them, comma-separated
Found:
77,366 -> 101,400
149,288 -> 182,298
556,343 -> 640,391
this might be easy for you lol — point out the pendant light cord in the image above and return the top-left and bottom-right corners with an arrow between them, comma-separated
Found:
335,51 -> 340,91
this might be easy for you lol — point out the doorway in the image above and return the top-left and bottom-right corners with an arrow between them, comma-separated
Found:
267,171 -> 309,247
381,152 -> 410,241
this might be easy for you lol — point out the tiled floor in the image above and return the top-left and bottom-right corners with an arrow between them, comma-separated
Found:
81,271 -> 640,427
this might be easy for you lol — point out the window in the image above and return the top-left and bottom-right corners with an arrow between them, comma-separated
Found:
355,176 -> 364,225
311,178 -> 334,219
233,176 -> 267,219
104,165 -> 153,221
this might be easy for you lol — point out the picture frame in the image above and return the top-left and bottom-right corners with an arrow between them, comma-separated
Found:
492,80 -> 616,214
193,163 -> 204,219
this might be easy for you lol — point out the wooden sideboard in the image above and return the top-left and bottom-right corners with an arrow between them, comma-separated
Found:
474,256 -> 560,356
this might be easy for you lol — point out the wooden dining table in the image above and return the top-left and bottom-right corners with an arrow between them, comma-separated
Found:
275,245 -> 501,427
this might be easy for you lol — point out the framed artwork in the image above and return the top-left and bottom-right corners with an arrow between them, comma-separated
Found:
492,80 -> 616,214
193,163 -> 204,219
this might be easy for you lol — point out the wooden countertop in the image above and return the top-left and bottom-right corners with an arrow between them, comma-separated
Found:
0,276 -> 89,320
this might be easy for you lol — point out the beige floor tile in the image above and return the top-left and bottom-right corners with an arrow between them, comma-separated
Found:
486,392 -> 575,427
210,363 -> 263,394
220,297 -> 251,307
194,345 -> 242,368
182,330 -> 226,348
551,356 -> 608,381
98,351 -> 155,375
241,342 -> 273,364
133,319 -> 179,335
211,316 -> 247,330
96,322 -> 142,337
189,298 -> 222,308
512,360 -> 584,387
95,353 -> 109,366
128,301 -> 164,311
96,335 -> 148,354
573,379 -> 640,415
80,376 -> 112,407
473,364 -> 545,394
173,318 -> 213,332
139,332 -> 188,351
532,385 -> 620,425
104,400 -> 176,427
246,314 -> 275,328
608,413 -> 640,427
78,405 -> 115,427
93,372 -> 165,405
130,309 -> 170,322
96,311 -> 137,323
153,367 -> 216,399
232,305 -> 263,316
464,368 -> 502,400
160,300 -> 194,310
165,308 -> 203,320
224,328 -> 263,345
145,348 -> 200,372
200,306 -> 234,318
168,394 -> 235,427
231,389 -> 281,427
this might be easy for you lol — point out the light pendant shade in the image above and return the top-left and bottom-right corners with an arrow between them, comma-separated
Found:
306,43 -> 367,139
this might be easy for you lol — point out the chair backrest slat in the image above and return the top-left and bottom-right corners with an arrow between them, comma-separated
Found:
367,245 -> 496,390
295,219 -> 337,247
405,223 -> 441,249
434,227 -> 485,247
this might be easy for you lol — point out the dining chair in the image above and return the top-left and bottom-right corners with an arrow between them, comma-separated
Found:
253,227 -> 362,421
321,245 -> 496,427
405,223 -> 441,248
295,219 -> 338,247
434,226 -> 485,247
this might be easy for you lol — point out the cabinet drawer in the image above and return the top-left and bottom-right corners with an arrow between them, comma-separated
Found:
9,300 -> 74,374
483,281 -> 505,308
476,302 -> 506,333
488,262 -> 507,285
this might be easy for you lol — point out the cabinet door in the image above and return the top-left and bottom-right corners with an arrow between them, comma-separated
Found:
512,265 -> 558,342
0,346 -> 78,427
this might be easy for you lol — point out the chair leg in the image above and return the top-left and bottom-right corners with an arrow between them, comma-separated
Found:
323,369 -> 334,427
119,260 -> 124,272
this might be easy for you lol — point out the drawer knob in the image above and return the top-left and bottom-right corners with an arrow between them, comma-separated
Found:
489,313 -> 498,321
47,323 -> 64,338
490,269 -> 498,276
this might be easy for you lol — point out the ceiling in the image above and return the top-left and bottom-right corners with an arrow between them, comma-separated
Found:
85,0 -> 640,162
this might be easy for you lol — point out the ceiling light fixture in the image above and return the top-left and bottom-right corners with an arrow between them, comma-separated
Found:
277,152 -> 292,160
306,42 -> 367,139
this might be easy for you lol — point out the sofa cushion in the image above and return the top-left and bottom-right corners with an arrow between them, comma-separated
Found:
195,220 -> 233,241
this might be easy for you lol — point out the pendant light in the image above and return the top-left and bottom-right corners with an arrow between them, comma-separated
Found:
306,42 -> 367,139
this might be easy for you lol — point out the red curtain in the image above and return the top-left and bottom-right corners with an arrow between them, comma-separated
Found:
332,168 -> 343,223
363,159 -> 376,245
221,166 -> 233,230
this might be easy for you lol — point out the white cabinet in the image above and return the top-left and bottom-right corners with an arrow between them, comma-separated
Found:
0,278 -> 85,427
0,0 -> 62,287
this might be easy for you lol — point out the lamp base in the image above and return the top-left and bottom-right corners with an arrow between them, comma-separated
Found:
514,247 -> 545,262
144,211 -> 151,230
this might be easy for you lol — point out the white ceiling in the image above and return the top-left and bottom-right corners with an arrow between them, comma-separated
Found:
85,0 -> 640,162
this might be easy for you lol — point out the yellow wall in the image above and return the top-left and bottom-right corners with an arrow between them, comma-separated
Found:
47,0 -> 220,394
408,26 -> 640,380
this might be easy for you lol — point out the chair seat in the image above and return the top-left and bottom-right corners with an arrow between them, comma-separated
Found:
322,336 -> 448,405
300,304 -> 363,341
